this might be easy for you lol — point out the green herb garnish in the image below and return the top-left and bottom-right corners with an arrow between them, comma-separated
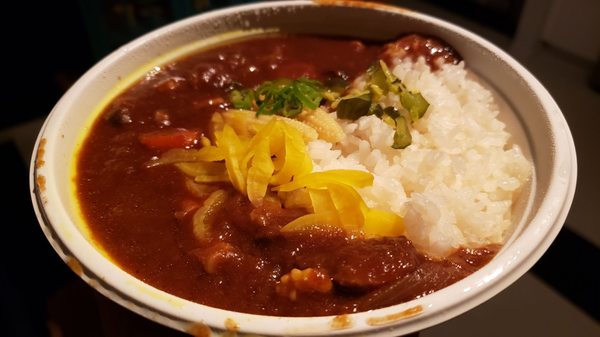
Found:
400,89 -> 429,123
335,60 -> 430,149
229,77 -> 324,118
392,116 -> 412,149
336,92 -> 371,120
229,88 -> 255,110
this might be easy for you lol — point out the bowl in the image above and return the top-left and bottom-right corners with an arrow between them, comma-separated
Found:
30,1 -> 577,336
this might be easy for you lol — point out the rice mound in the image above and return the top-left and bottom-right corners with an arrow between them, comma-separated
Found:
308,58 -> 532,258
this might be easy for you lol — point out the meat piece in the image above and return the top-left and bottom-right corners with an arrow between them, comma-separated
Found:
332,237 -> 420,291
247,200 -> 306,239
105,105 -> 133,126
357,260 -> 465,311
380,33 -> 462,70
276,268 -> 332,301
286,227 -> 349,269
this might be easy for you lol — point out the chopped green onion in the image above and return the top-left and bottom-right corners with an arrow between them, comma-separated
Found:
228,77 -> 324,118
230,89 -> 254,110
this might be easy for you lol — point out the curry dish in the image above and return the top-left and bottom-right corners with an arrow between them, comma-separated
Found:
76,34 -> 506,316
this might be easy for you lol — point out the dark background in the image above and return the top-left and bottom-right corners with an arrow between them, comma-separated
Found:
0,0 -> 531,130
1,1 -> 597,336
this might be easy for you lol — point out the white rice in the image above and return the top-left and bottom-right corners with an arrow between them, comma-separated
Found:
308,58 -> 532,258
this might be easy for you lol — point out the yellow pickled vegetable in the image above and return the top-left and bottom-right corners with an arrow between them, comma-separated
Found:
158,110 -> 404,239
364,208 -> 404,238
215,125 -> 247,193
188,119 -> 312,205
246,139 -> 275,205
219,109 -> 318,142
308,188 -> 336,214
239,119 -> 313,205
274,169 -> 373,192
326,183 -> 368,234
278,170 -> 403,237
280,189 -> 312,210
270,128 -> 313,185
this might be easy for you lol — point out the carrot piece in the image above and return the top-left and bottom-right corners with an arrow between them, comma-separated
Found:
139,128 -> 199,150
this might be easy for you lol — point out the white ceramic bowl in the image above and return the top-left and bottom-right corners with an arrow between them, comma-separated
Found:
30,1 -> 577,336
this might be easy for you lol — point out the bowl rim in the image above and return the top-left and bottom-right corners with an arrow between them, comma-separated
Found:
30,1 -> 577,336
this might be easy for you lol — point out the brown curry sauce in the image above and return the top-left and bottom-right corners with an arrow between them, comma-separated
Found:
76,34 -> 495,316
